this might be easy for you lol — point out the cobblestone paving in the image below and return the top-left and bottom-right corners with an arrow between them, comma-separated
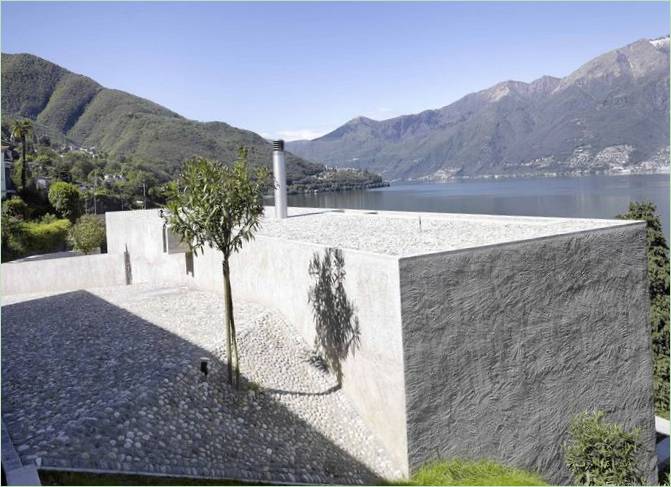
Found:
1,284 -> 401,484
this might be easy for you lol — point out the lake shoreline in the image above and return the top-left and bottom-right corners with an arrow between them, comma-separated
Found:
397,169 -> 670,185
286,174 -> 669,242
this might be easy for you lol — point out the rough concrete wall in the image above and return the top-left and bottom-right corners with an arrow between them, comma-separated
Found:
192,237 -> 409,475
1,254 -> 126,295
399,224 -> 656,484
105,209 -> 193,286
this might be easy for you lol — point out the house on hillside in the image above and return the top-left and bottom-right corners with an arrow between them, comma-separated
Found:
103,174 -> 125,182
1,145 -> 16,199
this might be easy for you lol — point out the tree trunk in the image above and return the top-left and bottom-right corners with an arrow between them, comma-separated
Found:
222,259 -> 240,388
20,136 -> 26,190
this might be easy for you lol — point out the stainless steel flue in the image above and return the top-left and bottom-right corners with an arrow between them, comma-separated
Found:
272,140 -> 288,219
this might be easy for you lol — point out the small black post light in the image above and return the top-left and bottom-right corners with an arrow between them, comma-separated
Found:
200,357 -> 209,376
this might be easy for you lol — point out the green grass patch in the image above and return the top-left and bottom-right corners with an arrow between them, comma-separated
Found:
391,459 -> 548,486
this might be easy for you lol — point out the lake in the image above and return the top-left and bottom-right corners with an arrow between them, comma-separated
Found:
287,174 -> 670,242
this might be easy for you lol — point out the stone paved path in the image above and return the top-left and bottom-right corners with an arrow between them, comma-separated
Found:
1,284 -> 401,484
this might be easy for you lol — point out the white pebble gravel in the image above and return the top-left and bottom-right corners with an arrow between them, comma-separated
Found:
2,284 -> 401,484
256,207 -> 627,256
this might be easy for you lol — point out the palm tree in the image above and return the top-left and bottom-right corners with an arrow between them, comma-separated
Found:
10,119 -> 33,190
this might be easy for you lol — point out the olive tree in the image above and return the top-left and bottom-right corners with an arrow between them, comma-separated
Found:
163,149 -> 270,389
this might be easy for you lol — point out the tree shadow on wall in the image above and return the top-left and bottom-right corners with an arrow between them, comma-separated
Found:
308,248 -> 361,388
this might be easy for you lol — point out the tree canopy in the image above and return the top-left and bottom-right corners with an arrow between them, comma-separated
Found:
48,181 -> 81,222
164,150 -> 270,259
68,215 -> 106,254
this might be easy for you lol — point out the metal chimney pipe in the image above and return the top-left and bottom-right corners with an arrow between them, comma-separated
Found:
272,140 -> 288,219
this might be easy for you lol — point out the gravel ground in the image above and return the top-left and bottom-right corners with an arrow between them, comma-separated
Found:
256,208 -> 627,256
1,284 -> 401,484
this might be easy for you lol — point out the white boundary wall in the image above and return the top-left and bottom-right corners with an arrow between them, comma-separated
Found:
1,253 -> 126,296
105,210 -> 192,286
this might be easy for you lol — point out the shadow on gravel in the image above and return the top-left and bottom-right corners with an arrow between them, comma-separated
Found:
1,291 -> 382,485
261,384 -> 341,397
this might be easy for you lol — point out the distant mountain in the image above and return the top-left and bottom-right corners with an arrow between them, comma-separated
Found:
1,52 -> 321,182
288,38 -> 670,180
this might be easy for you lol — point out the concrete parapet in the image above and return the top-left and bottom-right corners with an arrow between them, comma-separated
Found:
1,253 -> 126,296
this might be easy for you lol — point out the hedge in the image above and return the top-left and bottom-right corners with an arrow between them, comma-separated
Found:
2,218 -> 71,261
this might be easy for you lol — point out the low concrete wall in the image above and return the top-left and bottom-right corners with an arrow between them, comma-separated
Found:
106,209 -> 194,287
1,253 -> 126,296
399,224 -> 656,484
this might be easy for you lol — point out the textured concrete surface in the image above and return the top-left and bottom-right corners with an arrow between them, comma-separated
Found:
399,224 -> 656,484
1,253 -> 125,296
2,285 -> 399,483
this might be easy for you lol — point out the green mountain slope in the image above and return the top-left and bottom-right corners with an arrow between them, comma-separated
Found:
1,52 -> 321,182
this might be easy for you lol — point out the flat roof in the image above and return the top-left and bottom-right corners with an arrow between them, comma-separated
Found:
257,207 -> 640,257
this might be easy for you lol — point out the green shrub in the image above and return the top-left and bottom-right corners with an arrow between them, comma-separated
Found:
68,215 -> 105,254
392,459 -> 547,486
564,411 -> 644,485
1,215 -> 27,262
39,213 -> 58,224
2,218 -> 71,261
2,195 -> 28,219
21,219 -> 71,255
48,181 -> 81,222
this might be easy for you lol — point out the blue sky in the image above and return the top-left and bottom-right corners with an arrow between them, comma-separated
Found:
2,2 -> 668,140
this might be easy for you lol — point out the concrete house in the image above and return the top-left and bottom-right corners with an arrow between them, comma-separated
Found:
101,205 -> 657,484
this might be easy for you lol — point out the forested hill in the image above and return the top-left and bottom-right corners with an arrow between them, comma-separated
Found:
1,52 -> 321,182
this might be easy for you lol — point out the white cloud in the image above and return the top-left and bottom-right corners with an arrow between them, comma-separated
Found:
272,128 -> 328,141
